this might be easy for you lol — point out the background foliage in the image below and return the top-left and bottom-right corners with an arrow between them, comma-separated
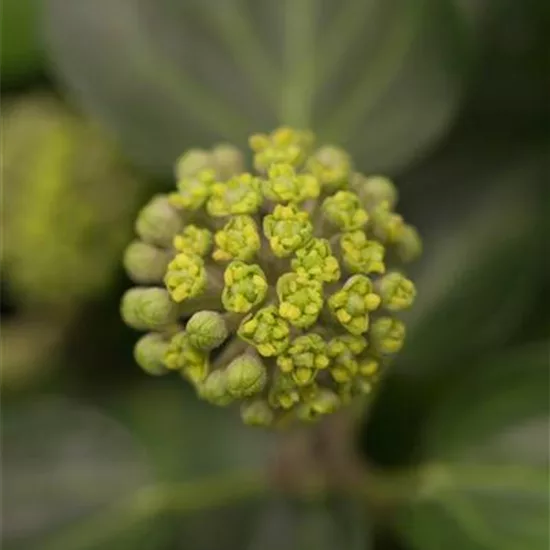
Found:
2,0 -> 548,549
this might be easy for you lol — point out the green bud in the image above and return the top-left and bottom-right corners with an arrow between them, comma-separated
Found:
263,163 -> 319,203
268,373 -> 301,410
186,311 -> 228,350
207,173 -> 263,217
123,240 -> 172,284
173,225 -> 213,257
322,190 -> 368,231
238,305 -> 290,357
170,169 -> 216,211
263,203 -> 313,257
121,287 -> 180,331
395,224 -> 422,263
249,127 -> 314,171
133,333 -> 170,375
310,388 -> 341,415
222,261 -> 268,313
164,331 -> 209,383
199,369 -> 233,405
327,334 -> 367,383
164,253 -> 207,302
211,144 -> 245,179
291,238 -> 340,283
351,174 -> 398,209
225,353 -> 267,397
307,146 -> 351,190
358,354 -> 381,377
174,149 -> 214,179
135,195 -> 183,248
370,317 -> 406,354
370,202 -> 405,243
213,215 -> 260,262
328,275 -> 381,335
276,273 -> 324,329
277,333 -> 329,387
241,399 -> 274,427
340,230 -> 386,274
377,272 -> 416,311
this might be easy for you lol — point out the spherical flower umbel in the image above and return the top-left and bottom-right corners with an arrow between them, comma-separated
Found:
121,127 -> 422,428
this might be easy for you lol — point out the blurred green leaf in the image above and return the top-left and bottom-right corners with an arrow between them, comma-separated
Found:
396,341 -> 549,550
1,0 -> 44,85
44,0 -> 469,175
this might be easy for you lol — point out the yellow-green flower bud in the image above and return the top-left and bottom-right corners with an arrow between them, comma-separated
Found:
249,127 -> 314,171
370,202 -> 405,243
297,388 -> 341,421
322,190 -> 368,231
198,369 -> 233,406
170,169 -> 216,211
276,273 -> 323,328
213,215 -> 260,262
174,149 -> 214,180
133,333 -> 170,375
164,253 -> 207,302
225,353 -> 267,397
276,333 -> 329,386
121,287 -> 180,331
211,144 -> 244,179
358,354 -> 381,377
328,275 -> 381,335
238,305 -> 290,357
307,146 -> 351,190
327,334 -> 367,383
263,163 -> 319,203
291,238 -> 340,283
123,240 -> 172,284
395,224 -> 422,263
377,272 -> 416,311
164,331 -> 209,383
241,399 -> 274,427
135,195 -> 183,248
268,373 -> 301,410
222,261 -> 268,313
370,317 -> 406,354
173,225 -> 213,257
352,174 -> 398,209
263,203 -> 313,257
340,230 -> 386,274
186,311 -> 228,350
206,173 -> 263,217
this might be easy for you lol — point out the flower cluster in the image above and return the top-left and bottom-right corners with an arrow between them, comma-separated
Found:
121,129 -> 421,428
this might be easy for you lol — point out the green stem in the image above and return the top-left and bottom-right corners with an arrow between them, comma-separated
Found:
280,0 -> 316,127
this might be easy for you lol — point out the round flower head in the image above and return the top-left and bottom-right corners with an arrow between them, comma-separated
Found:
307,146 -> 351,190
276,273 -> 323,328
263,163 -> 319,203
206,173 -> 263,217
377,272 -> 416,311
322,190 -> 368,231
328,275 -> 381,335
222,261 -> 268,313
122,127 -> 421,427
340,230 -> 386,274
164,253 -> 207,303
249,127 -> 314,171
170,169 -> 216,211
291,238 -> 340,283
136,195 -> 183,248
164,331 -> 209,384
277,333 -> 329,386
173,225 -> 213,257
263,203 -> 313,257
213,215 -> 260,262
238,306 -> 290,357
